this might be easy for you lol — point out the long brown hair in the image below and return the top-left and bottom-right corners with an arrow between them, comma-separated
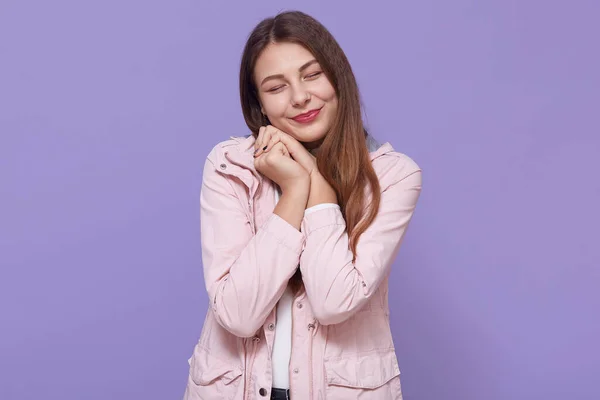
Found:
239,11 -> 381,276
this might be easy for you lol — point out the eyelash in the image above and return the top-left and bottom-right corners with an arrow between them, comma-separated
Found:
268,72 -> 322,92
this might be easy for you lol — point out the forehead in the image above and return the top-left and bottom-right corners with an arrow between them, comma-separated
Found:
254,42 -> 316,77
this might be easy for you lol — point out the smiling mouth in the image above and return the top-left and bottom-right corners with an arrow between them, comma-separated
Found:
292,107 -> 322,123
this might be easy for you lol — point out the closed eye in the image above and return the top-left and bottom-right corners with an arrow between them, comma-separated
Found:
267,72 -> 321,92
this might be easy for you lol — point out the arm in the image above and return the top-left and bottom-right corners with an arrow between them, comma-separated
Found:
299,158 -> 422,325
200,157 -> 308,337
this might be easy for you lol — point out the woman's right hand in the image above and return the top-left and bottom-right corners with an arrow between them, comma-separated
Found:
254,141 -> 310,194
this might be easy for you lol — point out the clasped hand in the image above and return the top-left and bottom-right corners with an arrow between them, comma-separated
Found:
253,125 -> 317,191
253,125 -> 337,207
253,124 -> 339,220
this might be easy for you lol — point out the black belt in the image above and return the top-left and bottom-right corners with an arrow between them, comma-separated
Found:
270,387 -> 290,400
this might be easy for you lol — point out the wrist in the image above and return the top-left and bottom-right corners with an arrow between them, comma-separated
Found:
307,172 -> 337,208
280,175 -> 311,197
275,178 -> 310,231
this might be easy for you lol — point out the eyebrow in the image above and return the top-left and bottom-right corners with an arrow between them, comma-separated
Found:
260,59 -> 319,86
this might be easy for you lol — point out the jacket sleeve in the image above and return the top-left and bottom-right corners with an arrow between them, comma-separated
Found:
299,158 -> 422,325
200,157 -> 305,337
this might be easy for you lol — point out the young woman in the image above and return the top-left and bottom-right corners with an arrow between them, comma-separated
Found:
184,10 -> 422,400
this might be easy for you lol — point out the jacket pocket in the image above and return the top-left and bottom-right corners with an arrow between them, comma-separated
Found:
324,348 -> 403,400
185,346 -> 244,400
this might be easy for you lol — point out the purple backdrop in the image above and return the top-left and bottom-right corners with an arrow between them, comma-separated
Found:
1,1 -> 598,399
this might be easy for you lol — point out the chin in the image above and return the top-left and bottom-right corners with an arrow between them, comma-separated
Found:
287,123 -> 329,145
294,132 -> 328,150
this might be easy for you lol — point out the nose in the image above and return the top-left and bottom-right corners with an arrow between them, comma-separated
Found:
291,85 -> 311,107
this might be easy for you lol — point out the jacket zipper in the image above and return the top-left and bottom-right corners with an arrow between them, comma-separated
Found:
307,318 -> 317,400
223,148 -> 277,399
245,335 -> 260,400
226,150 -> 262,400
290,295 -> 295,397
243,338 -> 248,399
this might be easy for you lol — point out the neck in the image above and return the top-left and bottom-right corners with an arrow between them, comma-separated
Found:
303,136 -> 325,154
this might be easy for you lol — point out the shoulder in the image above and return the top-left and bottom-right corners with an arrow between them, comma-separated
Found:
205,135 -> 250,163
371,145 -> 422,190
207,136 -> 244,159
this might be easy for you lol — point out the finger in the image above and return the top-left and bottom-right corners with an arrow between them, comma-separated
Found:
255,127 -> 274,157
272,141 -> 289,157
254,126 -> 266,156
254,127 -> 263,153
260,125 -> 283,154
277,133 -> 317,174
263,133 -> 282,154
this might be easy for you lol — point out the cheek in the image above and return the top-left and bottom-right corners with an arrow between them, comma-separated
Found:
262,96 -> 289,117
316,83 -> 337,103
320,85 -> 338,112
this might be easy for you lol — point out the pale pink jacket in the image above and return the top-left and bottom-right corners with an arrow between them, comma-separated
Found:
184,134 -> 422,400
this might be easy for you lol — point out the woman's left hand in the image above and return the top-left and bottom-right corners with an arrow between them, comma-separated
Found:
254,125 -> 317,177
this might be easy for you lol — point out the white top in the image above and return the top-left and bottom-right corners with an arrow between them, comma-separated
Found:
271,184 -> 339,389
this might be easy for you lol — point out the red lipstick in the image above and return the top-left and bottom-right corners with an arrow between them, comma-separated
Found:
292,108 -> 321,123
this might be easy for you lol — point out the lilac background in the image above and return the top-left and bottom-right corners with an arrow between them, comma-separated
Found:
1,1 -> 598,399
